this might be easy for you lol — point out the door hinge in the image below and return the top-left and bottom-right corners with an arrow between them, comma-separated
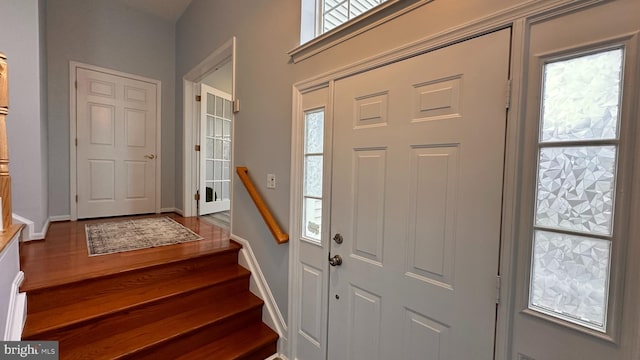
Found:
75,81 -> 77,89
75,138 -> 78,146
505,79 -> 512,109
195,95 -> 201,102
195,144 -> 201,152
75,195 -> 78,203
495,274 -> 502,304
233,99 -> 240,113
194,191 -> 200,201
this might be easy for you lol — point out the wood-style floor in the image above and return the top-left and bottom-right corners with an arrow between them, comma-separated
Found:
20,213 -> 232,291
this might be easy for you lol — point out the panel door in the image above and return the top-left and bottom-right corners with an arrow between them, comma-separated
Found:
511,1 -> 640,359
76,68 -> 157,219
199,84 -> 232,215
327,29 -> 511,360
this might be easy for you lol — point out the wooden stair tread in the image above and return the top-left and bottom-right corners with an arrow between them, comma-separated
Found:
21,239 -> 242,291
26,248 -> 241,312
175,322 -> 278,360
23,264 -> 250,338
59,292 -> 264,360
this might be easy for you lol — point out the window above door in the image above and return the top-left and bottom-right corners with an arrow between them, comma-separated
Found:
292,0 -> 433,63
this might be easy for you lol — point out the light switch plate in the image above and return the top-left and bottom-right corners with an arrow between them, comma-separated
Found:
267,174 -> 276,189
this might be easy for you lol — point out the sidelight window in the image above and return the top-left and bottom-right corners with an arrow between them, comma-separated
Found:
528,48 -> 624,332
302,109 -> 325,243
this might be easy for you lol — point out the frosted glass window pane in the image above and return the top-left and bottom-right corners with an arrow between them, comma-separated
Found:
207,116 -> 214,136
536,146 -> 616,235
223,120 -> 231,140
223,141 -> 231,161
530,230 -> 610,330
222,162 -> 230,180
206,160 -> 213,181
304,155 -> 323,198
215,118 -> 223,137
207,94 -> 214,115
214,139 -> 222,160
305,110 -> 324,153
223,99 -> 232,119
214,161 -> 222,181
215,96 -> 223,117
541,49 -> 622,142
206,138 -> 214,159
304,197 -> 322,241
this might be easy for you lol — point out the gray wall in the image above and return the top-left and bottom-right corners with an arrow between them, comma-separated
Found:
0,0 -> 48,231
177,0 -> 299,321
176,0 -> 526,323
46,0 -> 177,217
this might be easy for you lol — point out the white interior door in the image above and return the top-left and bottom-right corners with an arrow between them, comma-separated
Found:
511,1 -> 640,359
327,29 -> 511,359
76,68 -> 158,219
198,84 -> 232,215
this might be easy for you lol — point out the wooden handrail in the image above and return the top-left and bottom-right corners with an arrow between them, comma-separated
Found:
236,166 -> 289,244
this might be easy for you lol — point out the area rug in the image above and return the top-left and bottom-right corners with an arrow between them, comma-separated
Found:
85,217 -> 203,256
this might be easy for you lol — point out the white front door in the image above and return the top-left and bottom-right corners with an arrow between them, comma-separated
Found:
198,84 -> 232,216
327,29 -> 511,359
511,1 -> 640,359
76,68 -> 158,219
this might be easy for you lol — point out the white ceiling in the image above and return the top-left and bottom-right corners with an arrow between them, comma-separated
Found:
118,0 -> 193,22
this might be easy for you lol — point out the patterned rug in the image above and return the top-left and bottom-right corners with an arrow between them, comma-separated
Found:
85,217 -> 203,256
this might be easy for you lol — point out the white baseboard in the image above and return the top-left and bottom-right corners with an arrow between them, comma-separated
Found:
49,215 -> 71,222
4,271 -> 25,341
12,214 -> 49,241
231,234 -> 289,355
161,207 -> 184,216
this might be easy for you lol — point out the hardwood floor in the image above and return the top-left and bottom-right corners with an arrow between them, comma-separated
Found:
19,213 -> 278,359
20,213 -> 231,291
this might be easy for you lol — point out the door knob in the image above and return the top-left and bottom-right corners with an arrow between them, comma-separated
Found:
329,254 -> 343,267
144,154 -> 156,159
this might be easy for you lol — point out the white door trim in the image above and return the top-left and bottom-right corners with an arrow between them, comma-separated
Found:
182,37 -> 236,217
69,61 -> 162,221
288,1 -> 618,359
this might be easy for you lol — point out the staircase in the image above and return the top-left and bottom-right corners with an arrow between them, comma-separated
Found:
21,241 -> 278,359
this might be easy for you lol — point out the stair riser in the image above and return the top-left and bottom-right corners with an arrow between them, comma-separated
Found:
125,306 -> 263,360
24,275 -> 251,341
27,250 -> 240,313
238,344 -> 279,360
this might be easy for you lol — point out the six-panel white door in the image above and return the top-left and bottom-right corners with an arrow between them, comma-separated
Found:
76,68 -> 158,218
327,29 -> 511,359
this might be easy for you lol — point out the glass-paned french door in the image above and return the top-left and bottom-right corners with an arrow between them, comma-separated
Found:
199,84 -> 232,216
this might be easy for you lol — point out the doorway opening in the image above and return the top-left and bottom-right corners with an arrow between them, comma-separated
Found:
182,38 -> 235,232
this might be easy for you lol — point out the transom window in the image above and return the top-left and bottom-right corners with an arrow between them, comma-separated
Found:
300,0 -> 390,43
321,0 -> 388,34
528,47 -> 624,332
